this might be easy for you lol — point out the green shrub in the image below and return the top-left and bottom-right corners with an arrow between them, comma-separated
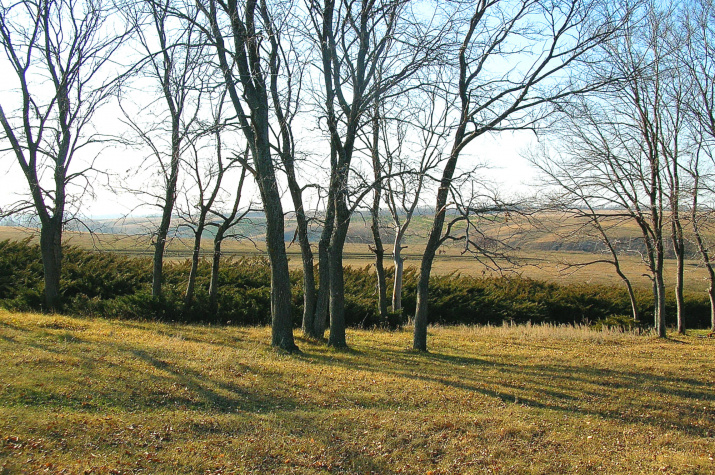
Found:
0,238 -> 711,329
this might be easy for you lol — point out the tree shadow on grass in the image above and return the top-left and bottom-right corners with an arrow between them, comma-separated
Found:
300,345 -> 715,438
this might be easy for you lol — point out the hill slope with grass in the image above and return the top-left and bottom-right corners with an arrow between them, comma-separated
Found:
1,311 -> 714,474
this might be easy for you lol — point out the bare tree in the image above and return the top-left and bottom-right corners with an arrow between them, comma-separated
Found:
412,0 -> 630,351
529,146 -> 641,323
191,0 -> 299,351
382,82 -> 453,313
207,165 -> 252,309
119,0 -> 207,299
177,91 -> 246,310
262,5 -> 320,338
0,0 -> 128,310
533,4 -> 690,337
307,0 -> 446,347
683,0 -> 715,332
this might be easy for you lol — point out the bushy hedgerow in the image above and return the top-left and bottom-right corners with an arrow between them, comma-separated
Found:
0,239 -> 711,328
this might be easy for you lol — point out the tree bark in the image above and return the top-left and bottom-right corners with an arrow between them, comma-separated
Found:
39,219 -> 63,312
184,222 -> 205,310
209,230 -> 224,310
328,193 -> 350,347
392,234 -> 405,312
313,195 -> 335,338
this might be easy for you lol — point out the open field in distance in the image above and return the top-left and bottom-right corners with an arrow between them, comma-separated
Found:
1,311 -> 714,474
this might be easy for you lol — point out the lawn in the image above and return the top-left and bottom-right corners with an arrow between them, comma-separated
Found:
1,311 -> 714,473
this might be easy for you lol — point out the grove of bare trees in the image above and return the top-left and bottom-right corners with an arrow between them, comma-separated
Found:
3,0 -> 715,351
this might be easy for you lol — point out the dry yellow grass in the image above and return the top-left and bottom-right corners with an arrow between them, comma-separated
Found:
1,311 -> 714,474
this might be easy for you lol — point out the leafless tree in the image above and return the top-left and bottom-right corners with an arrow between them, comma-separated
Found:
176,91 -> 247,310
532,4 -> 689,337
190,0 -> 299,351
683,0 -> 715,332
412,0 -> 631,351
382,82 -> 453,313
0,0 -> 129,310
307,0 -> 447,347
529,145 -> 642,323
119,0 -> 207,299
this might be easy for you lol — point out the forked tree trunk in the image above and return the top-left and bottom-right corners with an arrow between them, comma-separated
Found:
313,196 -> 335,338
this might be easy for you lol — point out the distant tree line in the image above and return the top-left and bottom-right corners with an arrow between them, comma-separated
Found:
1,0 -> 714,351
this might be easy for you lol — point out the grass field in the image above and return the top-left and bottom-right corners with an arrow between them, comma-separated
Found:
1,225 -> 710,292
1,311 -> 714,473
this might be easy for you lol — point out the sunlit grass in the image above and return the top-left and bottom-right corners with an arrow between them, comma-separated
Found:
1,310 -> 714,473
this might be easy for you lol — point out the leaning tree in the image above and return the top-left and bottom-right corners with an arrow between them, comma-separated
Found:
412,0 -> 632,351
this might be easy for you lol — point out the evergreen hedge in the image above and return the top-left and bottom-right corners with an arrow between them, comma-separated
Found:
0,239 -> 710,329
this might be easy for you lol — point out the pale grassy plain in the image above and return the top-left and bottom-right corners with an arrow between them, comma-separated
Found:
1,311 -> 714,474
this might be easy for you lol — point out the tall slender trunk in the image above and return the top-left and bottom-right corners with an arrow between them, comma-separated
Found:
671,220 -> 686,334
392,235 -> 405,311
286,180 -> 317,337
209,229 -> 224,310
313,197 -> 334,338
370,103 -> 387,322
152,130 -> 180,298
39,219 -> 62,312
328,194 -> 350,347
690,169 -> 715,331
184,221 -> 205,310
414,138 -> 462,351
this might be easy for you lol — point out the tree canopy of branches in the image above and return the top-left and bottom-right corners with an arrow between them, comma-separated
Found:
412,0 -> 631,351
0,0 -> 128,310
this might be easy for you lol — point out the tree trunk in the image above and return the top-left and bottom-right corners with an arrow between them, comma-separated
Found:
613,264 -> 639,323
209,230 -> 224,311
152,150 -> 179,298
39,219 -> 62,312
392,232 -> 405,312
313,179 -> 335,339
327,195 -> 350,348
672,225 -> 686,334
372,233 -> 388,323
152,226 -> 168,298
654,252 -> 667,338
413,142 -> 461,351
370,197 -> 387,323
255,145 -> 298,352
184,222 -> 205,310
